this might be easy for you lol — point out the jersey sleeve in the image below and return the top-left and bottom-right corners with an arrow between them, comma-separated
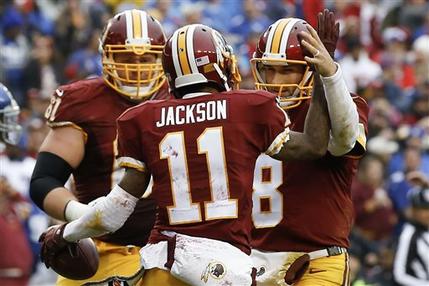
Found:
116,107 -> 146,172
255,94 -> 291,156
346,95 -> 369,158
44,85 -> 89,137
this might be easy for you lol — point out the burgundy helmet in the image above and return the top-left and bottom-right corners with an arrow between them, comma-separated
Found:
100,9 -> 166,101
251,18 -> 314,109
162,24 -> 241,98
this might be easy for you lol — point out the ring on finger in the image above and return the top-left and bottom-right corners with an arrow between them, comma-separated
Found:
314,50 -> 320,57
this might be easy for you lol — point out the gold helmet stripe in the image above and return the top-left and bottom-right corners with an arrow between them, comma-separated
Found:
270,19 -> 290,54
132,9 -> 143,39
177,26 -> 192,75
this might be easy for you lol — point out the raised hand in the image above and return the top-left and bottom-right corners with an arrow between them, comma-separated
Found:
317,9 -> 339,59
299,24 -> 337,77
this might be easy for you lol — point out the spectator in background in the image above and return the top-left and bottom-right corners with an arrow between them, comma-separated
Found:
180,2 -> 204,26
0,177 -> 33,286
412,12 -> 429,40
229,0 -> 271,42
0,5 -> 30,106
53,0 -> 90,65
393,185 -> 429,285
201,0 -> 240,33
23,34 -> 62,102
300,0 -> 324,28
389,127 -> 429,177
380,27 -> 416,93
367,97 -> 401,137
352,155 -> 397,243
25,1 -> 55,36
25,118 -> 49,159
340,36 -> 383,94
412,34 -> 429,87
398,0 -> 429,32
147,0 -> 181,36
64,29 -> 102,81
0,143 -> 35,197
388,147 -> 423,234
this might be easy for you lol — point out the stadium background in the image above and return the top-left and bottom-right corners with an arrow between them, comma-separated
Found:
0,0 -> 428,285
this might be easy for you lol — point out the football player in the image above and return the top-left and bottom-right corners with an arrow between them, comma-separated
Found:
250,10 -> 369,286
0,82 -> 21,145
38,23 -> 331,286
29,10 -> 170,286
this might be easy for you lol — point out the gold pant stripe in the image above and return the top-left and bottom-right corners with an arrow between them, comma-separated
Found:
341,252 -> 350,286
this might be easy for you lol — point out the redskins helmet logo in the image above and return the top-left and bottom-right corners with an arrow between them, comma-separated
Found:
201,261 -> 226,283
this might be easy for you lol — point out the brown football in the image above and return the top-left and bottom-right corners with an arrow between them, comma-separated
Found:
51,238 -> 99,280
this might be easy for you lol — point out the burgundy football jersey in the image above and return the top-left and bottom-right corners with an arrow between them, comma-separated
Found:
252,95 -> 369,252
45,77 -> 171,246
117,90 -> 289,254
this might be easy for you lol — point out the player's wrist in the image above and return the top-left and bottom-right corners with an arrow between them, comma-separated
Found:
320,62 -> 340,80
64,200 -> 91,222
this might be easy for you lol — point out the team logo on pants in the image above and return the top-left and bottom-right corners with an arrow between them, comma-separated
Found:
201,261 -> 226,283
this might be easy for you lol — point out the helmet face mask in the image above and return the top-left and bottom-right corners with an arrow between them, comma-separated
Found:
100,10 -> 166,101
251,18 -> 314,109
0,83 -> 21,145
162,24 -> 241,99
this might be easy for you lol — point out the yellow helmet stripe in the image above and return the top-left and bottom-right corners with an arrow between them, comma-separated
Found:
177,27 -> 192,75
270,19 -> 290,54
132,9 -> 142,38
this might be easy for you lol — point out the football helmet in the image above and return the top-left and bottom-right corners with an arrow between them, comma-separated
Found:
0,83 -> 21,145
162,24 -> 241,98
251,18 -> 314,109
100,9 -> 166,101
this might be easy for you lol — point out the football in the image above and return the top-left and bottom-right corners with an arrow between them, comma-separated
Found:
51,238 -> 99,280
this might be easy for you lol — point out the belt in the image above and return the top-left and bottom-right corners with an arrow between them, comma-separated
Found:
308,246 -> 347,260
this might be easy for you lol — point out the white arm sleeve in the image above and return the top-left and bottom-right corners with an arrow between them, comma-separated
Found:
64,200 -> 91,222
321,63 -> 359,156
63,185 -> 138,242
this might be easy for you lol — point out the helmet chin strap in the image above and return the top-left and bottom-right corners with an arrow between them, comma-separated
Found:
213,63 -> 230,91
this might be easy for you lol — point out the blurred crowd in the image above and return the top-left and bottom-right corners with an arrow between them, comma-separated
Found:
0,0 -> 428,285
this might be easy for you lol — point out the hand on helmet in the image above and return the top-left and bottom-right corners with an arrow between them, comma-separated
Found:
317,9 -> 340,59
299,25 -> 337,77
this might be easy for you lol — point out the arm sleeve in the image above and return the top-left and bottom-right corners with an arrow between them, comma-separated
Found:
116,110 -> 146,172
345,96 -> 369,158
320,64 -> 360,156
62,185 -> 138,242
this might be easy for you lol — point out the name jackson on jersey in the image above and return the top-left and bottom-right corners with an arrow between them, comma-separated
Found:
156,99 -> 227,127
